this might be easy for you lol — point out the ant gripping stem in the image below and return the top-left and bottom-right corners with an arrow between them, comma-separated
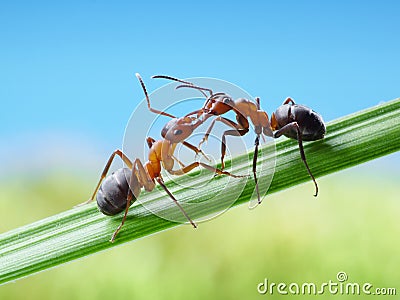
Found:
175,81 -> 325,200
271,98 -> 325,197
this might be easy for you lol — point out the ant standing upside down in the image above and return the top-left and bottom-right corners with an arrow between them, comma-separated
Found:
83,74 -> 243,242
153,76 -> 326,204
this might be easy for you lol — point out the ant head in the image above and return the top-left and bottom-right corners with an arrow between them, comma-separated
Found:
205,93 -> 235,115
161,117 -> 199,143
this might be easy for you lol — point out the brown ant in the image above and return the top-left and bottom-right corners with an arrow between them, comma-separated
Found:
84,74 -> 243,242
153,76 -> 326,203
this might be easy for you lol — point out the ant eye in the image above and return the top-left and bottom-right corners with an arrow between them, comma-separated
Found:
223,97 -> 232,104
174,129 -> 183,135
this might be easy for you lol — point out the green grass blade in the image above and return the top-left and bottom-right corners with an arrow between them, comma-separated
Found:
0,98 -> 399,285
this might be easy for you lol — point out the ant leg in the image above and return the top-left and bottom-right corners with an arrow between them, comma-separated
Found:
197,115 -> 248,169
156,177 -> 197,228
274,122 -> 319,197
129,152 -> 196,228
172,154 -> 186,168
128,142 -> 195,227
167,162 -> 199,175
133,158 -> 156,191
146,136 -> 191,167
199,117 -> 222,148
146,136 -> 188,172
253,134 -> 261,204
79,149 -> 134,206
198,118 -> 218,149
135,73 -> 176,119
198,116 -> 241,149
220,127 -> 249,169
283,97 -> 295,105
185,109 -> 203,118
181,141 -> 211,162
200,162 -> 247,178
168,161 -> 246,178
110,195 -> 133,243
255,97 -> 261,109
110,165 -> 143,242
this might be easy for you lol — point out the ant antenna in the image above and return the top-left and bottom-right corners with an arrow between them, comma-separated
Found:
152,75 -> 193,85
153,75 -> 209,98
135,73 -> 176,119
176,84 -> 214,97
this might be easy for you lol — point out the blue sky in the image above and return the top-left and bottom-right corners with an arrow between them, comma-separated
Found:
0,1 -> 399,174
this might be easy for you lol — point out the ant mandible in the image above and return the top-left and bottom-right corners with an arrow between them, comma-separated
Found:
84,74 -> 243,242
153,76 -> 326,203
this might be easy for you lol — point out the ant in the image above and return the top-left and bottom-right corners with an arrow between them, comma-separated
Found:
153,76 -> 326,204
84,74 -> 243,242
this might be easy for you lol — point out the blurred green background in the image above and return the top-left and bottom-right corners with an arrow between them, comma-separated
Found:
1,157 -> 399,299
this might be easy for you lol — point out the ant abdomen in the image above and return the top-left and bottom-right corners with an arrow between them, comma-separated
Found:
291,105 -> 326,141
273,104 -> 326,141
96,168 -> 134,216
